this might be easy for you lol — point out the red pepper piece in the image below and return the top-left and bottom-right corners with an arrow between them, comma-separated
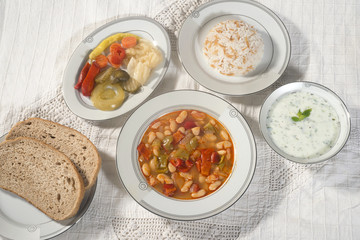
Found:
74,62 -> 91,90
200,148 -> 213,176
81,62 -> 100,96
177,159 -> 194,173
170,158 -> 183,167
210,151 -> 220,163
185,159 -> 194,168
183,121 -> 196,130
172,131 -> 185,144
163,184 -> 177,196
137,143 -> 152,161
195,158 -> 201,172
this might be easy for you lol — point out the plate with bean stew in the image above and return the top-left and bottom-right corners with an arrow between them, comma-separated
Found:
116,90 -> 256,220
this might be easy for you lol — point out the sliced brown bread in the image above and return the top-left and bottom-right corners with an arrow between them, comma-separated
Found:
0,137 -> 85,221
6,118 -> 101,190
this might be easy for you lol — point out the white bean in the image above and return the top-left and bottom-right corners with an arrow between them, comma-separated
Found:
226,148 -> 231,160
149,156 -> 158,171
147,132 -> 156,144
151,122 -> 162,129
164,125 -> 170,131
191,111 -> 206,120
209,180 -> 222,191
153,147 -> 160,157
179,172 -> 193,180
157,173 -> 173,184
149,176 -> 158,186
205,174 -> 218,184
168,162 -> 176,173
216,141 -> 224,149
169,119 -> 178,132
217,150 -> 226,155
164,130 -> 172,136
191,189 -> 206,198
223,141 -> 232,148
142,163 -> 151,176
181,180 -> 193,192
176,111 -> 188,123
191,127 -> 200,136
204,133 -> 217,142
210,119 -> 216,125
220,130 -> 229,140
178,127 -> 185,134
156,132 -> 165,140
198,174 -> 206,183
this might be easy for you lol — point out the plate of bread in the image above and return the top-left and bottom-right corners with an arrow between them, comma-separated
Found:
0,118 -> 101,239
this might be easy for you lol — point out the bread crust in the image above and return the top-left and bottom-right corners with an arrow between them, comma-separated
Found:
0,137 -> 85,221
6,118 -> 101,190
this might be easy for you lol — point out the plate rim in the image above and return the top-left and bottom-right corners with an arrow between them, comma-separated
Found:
0,134 -> 97,240
258,81 -> 351,164
177,0 -> 291,96
115,89 -> 257,221
62,15 -> 171,121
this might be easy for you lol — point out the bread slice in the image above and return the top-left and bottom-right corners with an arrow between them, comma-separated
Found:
0,137 -> 85,221
6,118 -> 101,190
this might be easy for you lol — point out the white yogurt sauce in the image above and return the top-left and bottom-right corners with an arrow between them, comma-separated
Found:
266,91 -> 340,159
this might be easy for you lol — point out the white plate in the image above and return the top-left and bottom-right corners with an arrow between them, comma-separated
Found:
116,90 -> 256,220
63,16 -> 171,121
177,0 -> 291,96
0,134 -> 96,239
259,82 -> 351,164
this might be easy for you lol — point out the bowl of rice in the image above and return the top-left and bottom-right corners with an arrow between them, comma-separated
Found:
203,19 -> 264,77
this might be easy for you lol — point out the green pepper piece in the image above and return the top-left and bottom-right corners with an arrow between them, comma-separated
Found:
162,135 -> 174,152
218,155 -> 225,170
156,168 -> 168,173
186,137 -> 198,152
152,138 -> 161,147
204,122 -> 216,134
158,154 -> 168,169
174,148 -> 190,160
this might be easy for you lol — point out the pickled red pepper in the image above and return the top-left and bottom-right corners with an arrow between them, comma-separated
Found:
74,62 -> 91,90
81,62 -> 100,96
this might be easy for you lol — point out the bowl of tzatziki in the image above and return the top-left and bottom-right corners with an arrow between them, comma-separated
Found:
259,82 -> 350,164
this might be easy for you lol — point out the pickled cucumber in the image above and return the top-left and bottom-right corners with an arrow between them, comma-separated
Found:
112,69 -> 130,83
95,67 -> 115,84
91,82 -> 125,111
120,77 -> 142,93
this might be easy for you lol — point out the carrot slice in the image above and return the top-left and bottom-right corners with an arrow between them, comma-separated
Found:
110,43 -> 123,54
107,53 -> 122,68
121,36 -> 137,48
95,54 -> 108,68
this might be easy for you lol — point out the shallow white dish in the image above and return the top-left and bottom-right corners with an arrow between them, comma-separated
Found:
63,16 -> 171,121
0,134 -> 96,240
116,90 -> 256,220
177,0 -> 291,96
259,82 -> 351,164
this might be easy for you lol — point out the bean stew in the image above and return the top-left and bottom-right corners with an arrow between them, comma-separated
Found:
137,109 -> 234,199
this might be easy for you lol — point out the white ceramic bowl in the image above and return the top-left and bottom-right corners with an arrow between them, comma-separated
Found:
177,0 -> 291,96
259,82 -> 351,164
116,90 -> 256,220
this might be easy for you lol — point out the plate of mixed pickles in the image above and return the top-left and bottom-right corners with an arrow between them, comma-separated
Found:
63,16 -> 171,120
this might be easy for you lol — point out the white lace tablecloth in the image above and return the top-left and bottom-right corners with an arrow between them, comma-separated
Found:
0,0 -> 359,239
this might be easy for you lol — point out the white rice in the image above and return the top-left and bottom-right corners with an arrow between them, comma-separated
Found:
203,20 -> 264,76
